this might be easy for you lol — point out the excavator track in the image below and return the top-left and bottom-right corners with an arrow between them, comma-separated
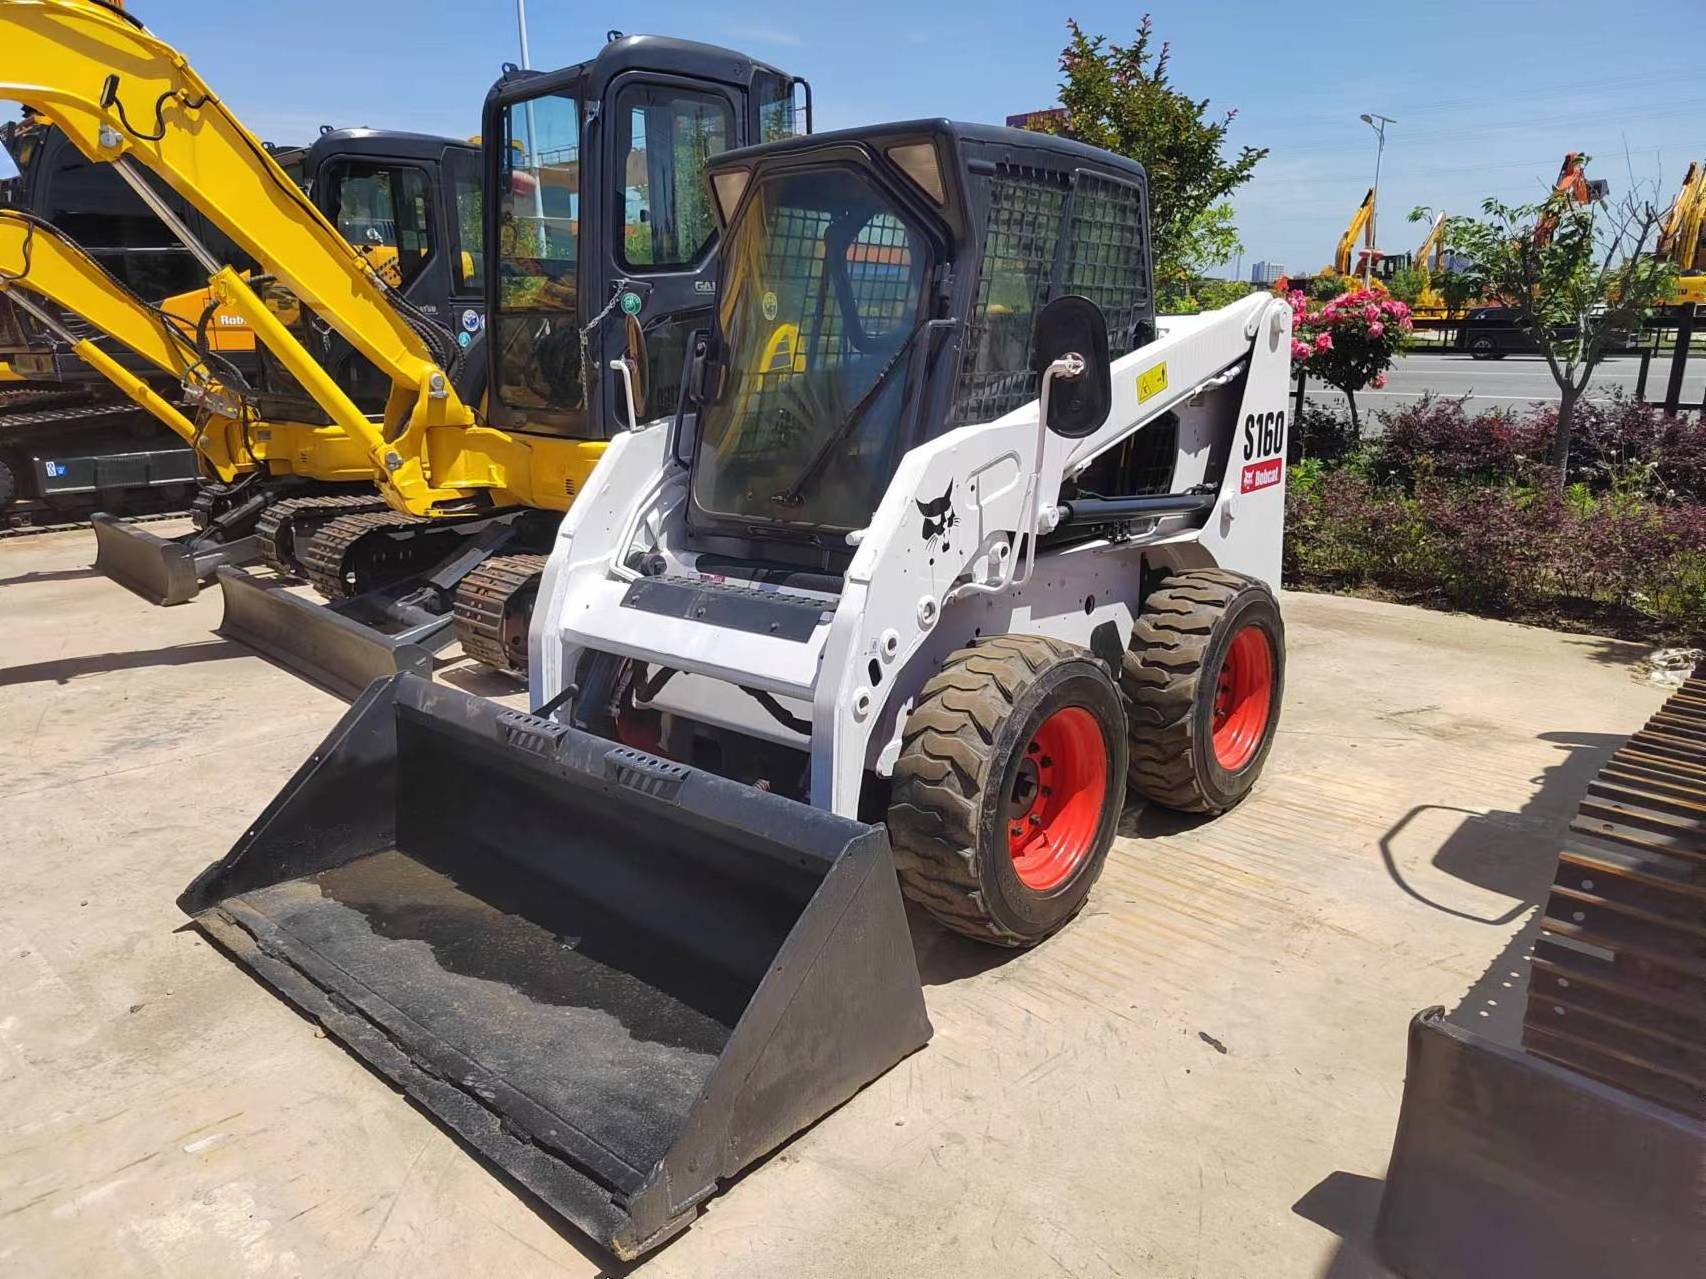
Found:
299,509 -> 431,601
1520,662 -> 1706,1119
255,492 -> 390,579
452,552 -> 547,675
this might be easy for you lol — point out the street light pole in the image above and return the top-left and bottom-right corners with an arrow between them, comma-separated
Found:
1360,112 -> 1395,289
515,0 -> 532,68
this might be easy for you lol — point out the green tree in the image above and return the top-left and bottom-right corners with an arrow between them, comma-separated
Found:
1036,15 -> 1267,302
1445,167 -> 1677,477
1385,264 -> 1426,305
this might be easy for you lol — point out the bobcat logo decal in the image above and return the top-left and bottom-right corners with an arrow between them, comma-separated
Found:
916,480 -> 958,545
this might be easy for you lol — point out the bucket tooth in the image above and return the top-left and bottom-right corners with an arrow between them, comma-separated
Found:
215,566 -> 447,700
179,675 -> 932,1259
92,513 -> 259,606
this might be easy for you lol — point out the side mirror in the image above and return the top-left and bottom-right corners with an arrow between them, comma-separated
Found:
1033,295 -> 1111,437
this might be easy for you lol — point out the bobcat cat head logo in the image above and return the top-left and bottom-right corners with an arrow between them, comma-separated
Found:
916,480 -> 958,544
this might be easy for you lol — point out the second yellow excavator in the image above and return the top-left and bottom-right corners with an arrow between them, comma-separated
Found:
1657,159 -> 1706,315
0,206 -> 380,595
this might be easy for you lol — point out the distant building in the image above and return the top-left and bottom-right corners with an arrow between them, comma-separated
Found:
1006,109 -> 1067,132
1250,260 -> 1286,285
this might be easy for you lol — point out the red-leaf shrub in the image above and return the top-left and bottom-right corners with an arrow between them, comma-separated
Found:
1371,392 -> 1706,500
1286,471 -> 1706,640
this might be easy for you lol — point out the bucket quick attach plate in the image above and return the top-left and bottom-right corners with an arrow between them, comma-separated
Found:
92,513 -> 259,606
1375,1009 -> 1706,1279
179,675 -> 932,1259
215,566 -> 446,700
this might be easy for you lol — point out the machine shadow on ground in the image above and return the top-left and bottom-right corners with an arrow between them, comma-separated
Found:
1294,724 -> 1633,1279
0,563 -> 104,587
0,638 -> 248,687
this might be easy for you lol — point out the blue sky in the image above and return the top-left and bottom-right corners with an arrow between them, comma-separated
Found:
53,0 -> 1706,276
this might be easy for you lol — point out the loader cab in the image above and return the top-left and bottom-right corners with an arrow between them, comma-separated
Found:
682,120 -> 1155,558
481,34 -> 809,442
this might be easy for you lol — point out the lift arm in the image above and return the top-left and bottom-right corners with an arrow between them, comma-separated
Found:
0,0 -> 472,506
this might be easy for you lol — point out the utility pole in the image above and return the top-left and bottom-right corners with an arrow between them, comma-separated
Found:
515,0 -> 533,69
513,0 -> 544,223
1360,112 -> 1395,288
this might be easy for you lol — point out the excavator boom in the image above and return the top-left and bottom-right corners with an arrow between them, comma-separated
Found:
0,0 -> 471,506
1335,188 -> 1375,276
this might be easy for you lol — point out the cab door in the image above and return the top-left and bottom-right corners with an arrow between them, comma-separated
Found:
586,73 -> 744,433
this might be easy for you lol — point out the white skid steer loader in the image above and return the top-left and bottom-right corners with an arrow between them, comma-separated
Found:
181,120 -> 1293,1258
533,120 -> 1295,940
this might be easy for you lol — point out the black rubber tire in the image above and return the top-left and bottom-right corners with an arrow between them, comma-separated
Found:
888,635 -> 1128,947
1468,336 -> 1497,361
1122,569 -> 1285,815
0,456 -> 15,512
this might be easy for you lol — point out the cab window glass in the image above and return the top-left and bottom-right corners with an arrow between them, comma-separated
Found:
327,161 -> 433,292
618,85 -> 732,269
495,91 -> 586,428
445,147 -> 484,293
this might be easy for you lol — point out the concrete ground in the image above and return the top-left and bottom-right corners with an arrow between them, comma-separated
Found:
1304,349 -> 1705,420
0,522 -> 1670,1278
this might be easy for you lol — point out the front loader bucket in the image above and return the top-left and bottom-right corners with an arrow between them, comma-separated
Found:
92,513 -> 259,606
179,675 -> 932,1259
1374,1009 -> 1706,1279
215,566 -> 447,700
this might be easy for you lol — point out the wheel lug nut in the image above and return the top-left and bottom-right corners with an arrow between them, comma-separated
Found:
1029,813 -> 1043,826
1039,756 -> 1052,768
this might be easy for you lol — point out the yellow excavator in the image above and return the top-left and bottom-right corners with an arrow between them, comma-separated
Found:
1657,159 -> 1706,315
3,0 -> 807,695
0,207 -> 379,592
1277,187 -> 1380,298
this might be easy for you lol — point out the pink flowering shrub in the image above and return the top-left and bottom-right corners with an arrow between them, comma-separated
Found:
1287,288 -> 1412,432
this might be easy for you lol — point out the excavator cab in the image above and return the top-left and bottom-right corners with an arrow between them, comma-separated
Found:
249,129 -> 487,421
215,36 -> 812,694
481,38 -> 810,441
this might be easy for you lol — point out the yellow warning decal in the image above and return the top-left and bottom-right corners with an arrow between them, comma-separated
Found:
1138,362 -> 1168,403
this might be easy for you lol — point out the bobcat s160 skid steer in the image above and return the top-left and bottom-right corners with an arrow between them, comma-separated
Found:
182,120 -> 1294,1257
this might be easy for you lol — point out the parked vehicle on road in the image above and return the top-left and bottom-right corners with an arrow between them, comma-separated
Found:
1457,305 -> 1639,359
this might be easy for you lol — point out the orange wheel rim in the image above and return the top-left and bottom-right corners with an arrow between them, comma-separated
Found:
1006,706 -> 1109,892
1212,626 -> 1274,771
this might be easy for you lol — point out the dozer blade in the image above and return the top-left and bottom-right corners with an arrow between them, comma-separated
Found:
215,566 -> 447,700
178,675 -> 932,1259
92,512 -> 259,606
1374,1009 -> 1706,1279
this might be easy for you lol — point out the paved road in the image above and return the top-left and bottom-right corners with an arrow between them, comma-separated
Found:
1305,350 -> 1706,424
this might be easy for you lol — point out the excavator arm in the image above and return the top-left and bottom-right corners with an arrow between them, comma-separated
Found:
1659,161 -> 1704,273
0,209 -> 370,484
1334,188 -> 1375,276
0,0 -> 469,507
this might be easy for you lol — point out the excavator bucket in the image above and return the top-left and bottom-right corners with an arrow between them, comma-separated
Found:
214,566 -> 449,700
178,674 -> 932,1259
92,513 -> 259,606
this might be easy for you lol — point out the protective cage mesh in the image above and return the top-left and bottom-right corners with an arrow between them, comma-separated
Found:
719,207 -> 916,461
951,165 -> 1151,426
